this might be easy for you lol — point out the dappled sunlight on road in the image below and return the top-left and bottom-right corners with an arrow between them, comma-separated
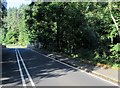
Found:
2,48 -> 118,86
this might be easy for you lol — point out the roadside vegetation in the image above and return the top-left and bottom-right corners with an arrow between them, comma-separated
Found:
2,5 -> 29,46
1,2 -> 120,68
0,0 -> 7,44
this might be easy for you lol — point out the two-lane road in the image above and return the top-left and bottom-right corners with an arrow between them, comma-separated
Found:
1,48 -> 119,87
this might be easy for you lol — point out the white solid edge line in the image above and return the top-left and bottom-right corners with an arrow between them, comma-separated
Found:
29,49 -> 119,86
15,49 -> 26,87
16,49 -> 36,87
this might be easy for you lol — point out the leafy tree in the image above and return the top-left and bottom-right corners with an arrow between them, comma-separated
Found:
2,1 -> 118,66
3,5 -> 29,45
6,1 -> 118,67
0,0 -> 7,44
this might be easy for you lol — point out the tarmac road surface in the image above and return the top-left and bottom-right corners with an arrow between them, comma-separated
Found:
1,48 -> 119,87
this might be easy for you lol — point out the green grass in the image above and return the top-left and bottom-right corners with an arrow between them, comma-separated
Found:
112,64 -> 120,68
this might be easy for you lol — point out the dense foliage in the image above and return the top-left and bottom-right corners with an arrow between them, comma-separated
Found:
24,2 -> 120,66
2,2 -> 120,67
2,5 -> 29,45
0,0 -> 7,44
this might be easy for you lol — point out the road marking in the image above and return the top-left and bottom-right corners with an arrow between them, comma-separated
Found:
15,49 -> 26,87
1,78 -> 10,81
29,49 -> 118,86
16,49 -> 36,87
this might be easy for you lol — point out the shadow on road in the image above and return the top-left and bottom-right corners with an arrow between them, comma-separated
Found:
2,48 -> 22,86
2,48 -> 77,86
19,48 -> 77,84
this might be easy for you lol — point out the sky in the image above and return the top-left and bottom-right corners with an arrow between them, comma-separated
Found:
7,0 -> 32,9
5,0 -> 119,9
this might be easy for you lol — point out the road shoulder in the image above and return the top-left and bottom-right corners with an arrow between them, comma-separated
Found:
30,48 -> 119,85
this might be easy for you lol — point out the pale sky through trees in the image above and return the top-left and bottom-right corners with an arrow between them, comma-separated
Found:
6,0 -> 32,9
